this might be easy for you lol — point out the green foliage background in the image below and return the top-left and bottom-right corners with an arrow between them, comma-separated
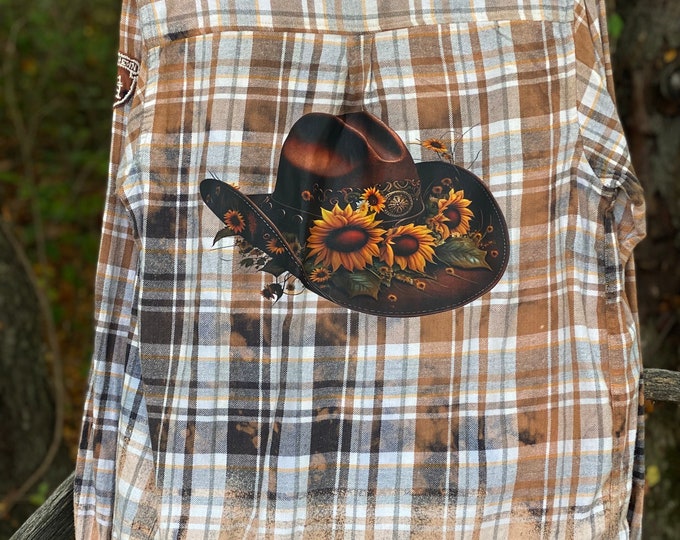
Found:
1,0 -> 678,537
0,0 -> 118,465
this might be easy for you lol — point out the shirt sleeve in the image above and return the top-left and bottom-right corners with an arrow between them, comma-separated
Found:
74,0 -> 143,537
576,1 -> 646,537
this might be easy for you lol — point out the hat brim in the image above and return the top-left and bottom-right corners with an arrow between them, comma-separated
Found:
200,161 -> 508,317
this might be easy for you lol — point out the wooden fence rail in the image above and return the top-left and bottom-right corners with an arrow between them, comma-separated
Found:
9,368 -> 680,540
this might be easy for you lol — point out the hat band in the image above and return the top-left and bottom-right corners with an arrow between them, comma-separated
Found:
270,177 -> 423,221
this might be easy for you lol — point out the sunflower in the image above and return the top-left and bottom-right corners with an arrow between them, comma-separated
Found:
306,204 -> 385,272
426,212 -> 452,241
421,138 -> 449,155
224,209 -> 246,234
436,189 -> 474,235
265,237 -> 286,255
309,267 -> 333,283
260,283 -> 282,301
360,186 -> 386,214
380,224 -> 436,273
261,286 -> 276,300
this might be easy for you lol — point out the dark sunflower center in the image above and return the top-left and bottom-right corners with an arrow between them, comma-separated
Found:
367,194 -> 380,206
392,235 -> 420,256
325,226 -> 370,252
443,208 -> 462,228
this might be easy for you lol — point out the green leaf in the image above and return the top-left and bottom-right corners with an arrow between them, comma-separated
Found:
213,227 -> 235,245
435,237 -> 491,270
303,258 -> 318,275
28,481 -> 50,507
647,464 -> 661,489
607,13 -> 624,41
336,270 -> 382,300
261,259 -> 287,277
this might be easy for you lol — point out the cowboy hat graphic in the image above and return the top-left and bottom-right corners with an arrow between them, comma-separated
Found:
200,111 -> 508,317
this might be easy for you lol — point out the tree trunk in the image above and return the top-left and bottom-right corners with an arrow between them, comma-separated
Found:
0,226 -> 70,537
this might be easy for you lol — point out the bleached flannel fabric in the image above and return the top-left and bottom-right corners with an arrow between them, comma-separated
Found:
74,0 -> 647,538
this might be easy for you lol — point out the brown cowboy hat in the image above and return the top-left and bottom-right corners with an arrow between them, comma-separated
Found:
200,111 -> 508,317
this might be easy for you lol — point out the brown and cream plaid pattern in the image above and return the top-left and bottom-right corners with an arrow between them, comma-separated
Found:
75,0 -> 646,537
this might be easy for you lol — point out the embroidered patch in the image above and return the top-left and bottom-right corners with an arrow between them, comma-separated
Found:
114,52 -> 140,108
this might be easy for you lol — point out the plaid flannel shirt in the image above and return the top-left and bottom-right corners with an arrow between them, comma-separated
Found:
75,0 -> 647,537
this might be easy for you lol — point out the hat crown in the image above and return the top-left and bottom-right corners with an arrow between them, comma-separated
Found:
271,112 -> 423,222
